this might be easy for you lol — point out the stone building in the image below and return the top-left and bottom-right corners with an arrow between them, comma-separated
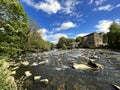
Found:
82,32 -> 104,47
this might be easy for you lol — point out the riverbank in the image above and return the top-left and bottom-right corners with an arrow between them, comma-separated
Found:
0,56 -> 17,90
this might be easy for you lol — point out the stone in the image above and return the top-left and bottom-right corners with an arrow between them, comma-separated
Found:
72,61 -> 103,70
11,71 -> 16,75
38,61 -> 48,65
32,53 -> 37,57
40,79 -> 49,84
113,84 -> 120,90
18,56 -> 22,60
25,71 -> 32,77
22,61 -> 29,66
31,62 -> 38,66
34,76 -> 41,81
12,66 -> 19,70
73,63 -> 92,70
37,57 -> 41,60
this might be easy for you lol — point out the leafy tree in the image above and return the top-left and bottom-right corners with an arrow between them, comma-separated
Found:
25,19 -> 52,52
108,22 -> 120,48
57,37 -> 67,49
67,38 -> 75,45
75,36 -> 82,42
0,0 -> 29,56
103,34 -> 108,44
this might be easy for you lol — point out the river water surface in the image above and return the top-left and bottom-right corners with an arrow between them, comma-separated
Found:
14,49 -> 120,90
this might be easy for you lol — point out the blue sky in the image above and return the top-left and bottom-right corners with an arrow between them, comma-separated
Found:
19,0 -> 120,43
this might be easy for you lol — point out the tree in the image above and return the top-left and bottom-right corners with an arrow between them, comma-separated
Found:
75,36 -> 82,42
0,0 -> 29,56
108,22 -> 120,48
26,18 -> 52,52
103,34 -> 108,44
67,38 -> 75,44
57,37 -> 67,49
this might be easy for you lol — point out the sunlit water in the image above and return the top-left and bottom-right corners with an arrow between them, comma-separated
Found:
14,49 -> 120,90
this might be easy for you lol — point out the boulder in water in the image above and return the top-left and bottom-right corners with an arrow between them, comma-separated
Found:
112,84 -> 120,90
22,61 -> 29,66
40,79 -> 49,85
31,62 -> 38,66
34,76 -> 41,81
72,61 -> 103,70
11,71 -> 16,75
73,63 -> 92,70
25,71 -> 32,77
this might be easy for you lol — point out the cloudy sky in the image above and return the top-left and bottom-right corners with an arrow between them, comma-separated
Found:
19,0 -> 120,44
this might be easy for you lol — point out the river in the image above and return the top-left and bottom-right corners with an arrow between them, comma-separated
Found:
14,49 -> 120,90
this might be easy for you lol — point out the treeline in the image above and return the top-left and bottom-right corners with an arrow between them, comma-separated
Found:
56,36 -> 82,49
0,0 -> 52,58
103,22 -> 120,49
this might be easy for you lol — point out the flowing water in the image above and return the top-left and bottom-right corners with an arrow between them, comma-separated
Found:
14,49 -> 120,90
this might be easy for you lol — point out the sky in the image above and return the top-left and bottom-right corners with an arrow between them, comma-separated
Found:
19,0 -> 120,44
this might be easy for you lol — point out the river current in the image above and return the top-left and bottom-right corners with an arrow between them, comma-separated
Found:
14,49 -> 120,90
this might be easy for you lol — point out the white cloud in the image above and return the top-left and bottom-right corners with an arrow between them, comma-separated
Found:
76,33 -> 89,37
98,4 -> 113,11
61,0 -> 83,20
50,33 -> 68,44
37,28 -> 47,40
116,4 -> 120,8
95,20 -> 112,33
95,0 -> 106,6
22,0 -> 61,14
89,0 -> 94,4
55,22 -> 76,31
95,19 -> 120,33
93,4 -> 120,11
62,0 -> 80,14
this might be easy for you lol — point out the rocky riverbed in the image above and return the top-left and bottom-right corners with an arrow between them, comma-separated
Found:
11,49 -> 120,90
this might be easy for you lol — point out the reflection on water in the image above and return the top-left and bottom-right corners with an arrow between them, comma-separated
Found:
15,49 -> 120,90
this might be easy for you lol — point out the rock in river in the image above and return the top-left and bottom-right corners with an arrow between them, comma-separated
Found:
112,84 -> 120,90
22,61 -> 29,66
40,79 -> 49,85
34,76 -> 41,81
72,61 -> 103,70
25,71 -> 32,77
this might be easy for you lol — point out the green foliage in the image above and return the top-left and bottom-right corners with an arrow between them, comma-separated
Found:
24,18 -> 52,52
26,30 -> 52,52
108,22 -> 120,48
0,67 -> 9,90
67,38 -> 75,45
0,0 -> 29,56
57,37 -> 76,49
0,56 -> 9,65
103,34 -> 108,44
57,37 -> 67,49
75,36 -> 82,42
62,44 -> 67,50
